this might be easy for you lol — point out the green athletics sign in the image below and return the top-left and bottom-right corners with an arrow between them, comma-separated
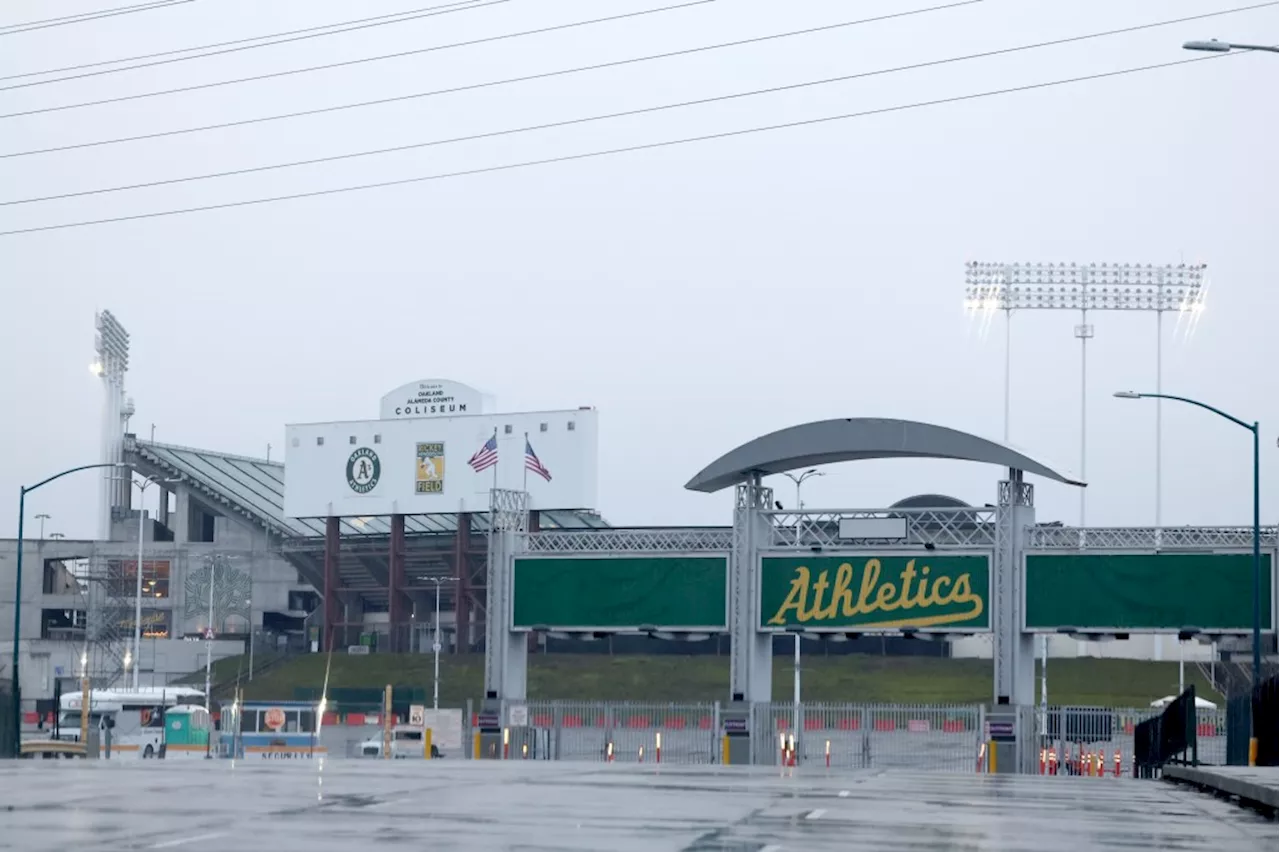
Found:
512,556 -> 728,631
759,555 -> 991,631
1025,552 -> 1274,631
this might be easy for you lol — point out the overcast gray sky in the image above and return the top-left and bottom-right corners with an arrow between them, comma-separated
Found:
1,0 -> 1276,538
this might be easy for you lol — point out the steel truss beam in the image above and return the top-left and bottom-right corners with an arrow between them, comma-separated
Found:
520,527 -> 731,553
763,507 -> 997,550
1029,525 -> 1278,550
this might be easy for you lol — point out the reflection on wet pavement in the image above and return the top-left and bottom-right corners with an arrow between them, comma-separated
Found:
0,760 -> 1273,851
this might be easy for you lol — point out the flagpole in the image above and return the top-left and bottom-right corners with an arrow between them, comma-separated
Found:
491,427 -> 498,493
522,432 -> 529,494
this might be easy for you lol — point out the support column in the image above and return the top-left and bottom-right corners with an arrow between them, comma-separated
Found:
324,517 -> 341,652
483,489 -> 528,701
388,514 -> 406,652
454,513 -> 471,653
994,470 -> 1037,705
730,476 -> 774,705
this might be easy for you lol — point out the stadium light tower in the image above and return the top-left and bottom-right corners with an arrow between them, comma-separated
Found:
964,261 -> 1207,527
92,311 -> 130,540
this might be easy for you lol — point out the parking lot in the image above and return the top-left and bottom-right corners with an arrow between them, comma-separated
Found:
0,757 -> 1273,851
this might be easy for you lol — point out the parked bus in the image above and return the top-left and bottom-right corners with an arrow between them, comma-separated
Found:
57,687 -> 205,758
226,700 -> 327,760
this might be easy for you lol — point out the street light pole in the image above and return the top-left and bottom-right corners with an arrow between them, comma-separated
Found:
11,462 -> 130,756
34,514 -> 49,541
782,469 -> 824,715
429,577 -> 459,710
205,557 -> 217,712
1114,391 -> 1264,691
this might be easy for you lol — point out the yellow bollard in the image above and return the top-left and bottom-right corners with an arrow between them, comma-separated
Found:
722,736 -> 730,765
473,731 -> 481,760
1249,737 -> 1259,767
987,741 -> 997,774
424,728 -> 432,760
382,685 -> 393,760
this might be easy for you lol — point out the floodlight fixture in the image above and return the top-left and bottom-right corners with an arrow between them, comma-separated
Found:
93,310 -> 130,381
963,262 -> 1207,315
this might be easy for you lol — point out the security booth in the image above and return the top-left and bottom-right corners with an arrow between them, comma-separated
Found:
475,697 -> 504,759
986,705 -> 1036,774
721,701 -> 751,765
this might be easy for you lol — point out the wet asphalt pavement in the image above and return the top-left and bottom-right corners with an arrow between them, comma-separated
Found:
0,760 -> 1274,852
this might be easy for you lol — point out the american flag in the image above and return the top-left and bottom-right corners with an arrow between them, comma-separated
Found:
468,434 -> 498,473
524,438 -> 552,482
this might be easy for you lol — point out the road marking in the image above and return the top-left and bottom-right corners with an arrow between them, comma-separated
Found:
149,834 -> 227,849
804,808 -> 826,820
837,790 -> 850,797
760,846 -> 783,852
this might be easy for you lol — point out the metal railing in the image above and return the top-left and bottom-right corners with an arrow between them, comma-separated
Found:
515,701 -> 720,764
759,702 -> 984,772
1034,703 -> 1230,775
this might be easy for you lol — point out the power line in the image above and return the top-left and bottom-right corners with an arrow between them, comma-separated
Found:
0,1 -> 193,36
0,1 -> 714,119
0,0 -> 501,90
0,0 -> 981,158
0,53 -> 1238,238
0,0 -> 479,80
2,1 -> 1263,157
0,1 -> 176,30
1,6 -> 1259,205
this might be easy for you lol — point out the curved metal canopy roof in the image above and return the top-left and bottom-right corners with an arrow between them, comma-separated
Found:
684,417 -> 1085,493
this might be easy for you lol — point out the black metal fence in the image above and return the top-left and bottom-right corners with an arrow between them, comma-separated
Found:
0,687 -> 14,759
1225,674 -> 1278,766
1252,675 -> 1277,767
1134,686 -> 1197,777
1225,690 -> 1252,765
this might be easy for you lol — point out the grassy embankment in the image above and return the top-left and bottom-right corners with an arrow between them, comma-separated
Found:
191,652 -> 1220,709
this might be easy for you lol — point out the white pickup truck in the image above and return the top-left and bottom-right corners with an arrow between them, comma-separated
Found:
358,725 -> 442,759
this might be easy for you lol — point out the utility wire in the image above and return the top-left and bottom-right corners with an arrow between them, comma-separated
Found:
0,0 -> 479,81
0,1 -> 177,30
0,0 -> 1259,145
0,8 -> 1258,205
0,0 -> 980,158
0,1 -> 192,36
0,0 -> 501,90
0,1 -> 714,119
0,53 -> 1239,238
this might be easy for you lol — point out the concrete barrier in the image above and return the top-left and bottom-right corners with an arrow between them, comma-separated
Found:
1163,765 -> 1279,815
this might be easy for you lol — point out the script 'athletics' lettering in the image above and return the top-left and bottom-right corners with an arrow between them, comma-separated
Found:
765,558 -> 984,629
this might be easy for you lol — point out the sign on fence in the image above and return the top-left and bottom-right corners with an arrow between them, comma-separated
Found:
424,709 -> 463,754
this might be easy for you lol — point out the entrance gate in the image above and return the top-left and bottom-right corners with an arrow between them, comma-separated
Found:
481,417 -> 1278,768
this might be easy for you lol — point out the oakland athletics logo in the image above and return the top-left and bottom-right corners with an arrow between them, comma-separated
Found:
346,447 -> 381,494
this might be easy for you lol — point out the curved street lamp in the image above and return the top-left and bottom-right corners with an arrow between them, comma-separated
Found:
1183,39 -> 1278,53
11,462 -> 131,755
1117,390 -> 1269,765
1114,391 -> 1263,690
